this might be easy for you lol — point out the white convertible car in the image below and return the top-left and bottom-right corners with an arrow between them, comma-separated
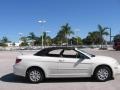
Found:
13,47 -> 120,83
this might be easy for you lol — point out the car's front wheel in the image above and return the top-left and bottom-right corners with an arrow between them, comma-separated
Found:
27,68 -> 45,83
94,66 -> 112,82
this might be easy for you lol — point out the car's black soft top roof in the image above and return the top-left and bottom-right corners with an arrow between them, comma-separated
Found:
43,46 -> 75,50
34,47 -> 75,56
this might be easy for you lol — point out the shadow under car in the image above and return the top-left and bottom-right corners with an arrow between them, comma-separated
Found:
0,73 -> 112,83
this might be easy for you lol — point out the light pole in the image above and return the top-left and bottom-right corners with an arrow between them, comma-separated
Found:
45,30 -> 51,46
18,33 -> 23,43
18,32 -> 23,47
75,29 -> 80,46
106,28 -> 112,45
38,20 -> 46,48
109,28 -> 112,44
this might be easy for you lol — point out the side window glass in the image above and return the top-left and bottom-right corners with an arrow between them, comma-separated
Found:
47,49 -> 63,57
62,50 -> 78,58
78,52 -> 89,59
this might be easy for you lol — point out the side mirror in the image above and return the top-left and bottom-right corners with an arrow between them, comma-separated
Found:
91,55 -> 95,57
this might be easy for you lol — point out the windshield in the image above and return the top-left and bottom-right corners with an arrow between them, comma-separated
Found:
77,48 -> 95,57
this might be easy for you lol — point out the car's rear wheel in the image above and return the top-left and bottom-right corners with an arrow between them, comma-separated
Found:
27,68 -> 45,83
94,66 -> 112,82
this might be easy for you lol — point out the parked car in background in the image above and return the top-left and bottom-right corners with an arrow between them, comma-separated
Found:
13,47 -> 120,83
113,41 -> 120,50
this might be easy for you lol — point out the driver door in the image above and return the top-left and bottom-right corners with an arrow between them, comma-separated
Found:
58,49 -> 93,77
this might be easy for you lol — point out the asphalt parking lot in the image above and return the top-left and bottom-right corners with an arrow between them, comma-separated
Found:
0,49 -> 120,90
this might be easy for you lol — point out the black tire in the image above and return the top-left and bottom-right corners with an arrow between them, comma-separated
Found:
94,66 -> 112,82
27,68 -> 45,83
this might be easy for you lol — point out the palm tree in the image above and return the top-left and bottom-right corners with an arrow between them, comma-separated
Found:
88,31 -> 100,45
20,37 -> 28,46
98,24 -> 109,48
20,37 -> 28,43
70,37 -> 83,45
46,36 -> 52,46
0,37 -> 10,47
60,23 -> 74,45
41,32 -> 52,46
27,32 -> 36,46
56,30 -> 65,45
1,37 -> 9,43
43,32 -> 47,46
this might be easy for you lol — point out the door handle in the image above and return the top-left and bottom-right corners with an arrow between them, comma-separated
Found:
59,60 -> 64,62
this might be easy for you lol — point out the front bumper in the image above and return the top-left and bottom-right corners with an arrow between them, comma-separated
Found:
114,65 -> 120,76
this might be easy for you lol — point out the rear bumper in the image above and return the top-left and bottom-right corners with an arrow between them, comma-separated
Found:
13,64 -> 26,77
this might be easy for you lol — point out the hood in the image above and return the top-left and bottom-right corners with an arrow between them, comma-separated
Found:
91,55 -> 117,64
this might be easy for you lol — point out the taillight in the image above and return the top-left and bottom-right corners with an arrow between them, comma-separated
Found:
16,58 -> 22,64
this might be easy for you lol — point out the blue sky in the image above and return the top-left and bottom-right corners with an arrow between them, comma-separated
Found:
0,0 -> 120,42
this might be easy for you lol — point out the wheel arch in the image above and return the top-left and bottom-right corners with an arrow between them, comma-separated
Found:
92,64 -> 113,78
26,66 -> 46,78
